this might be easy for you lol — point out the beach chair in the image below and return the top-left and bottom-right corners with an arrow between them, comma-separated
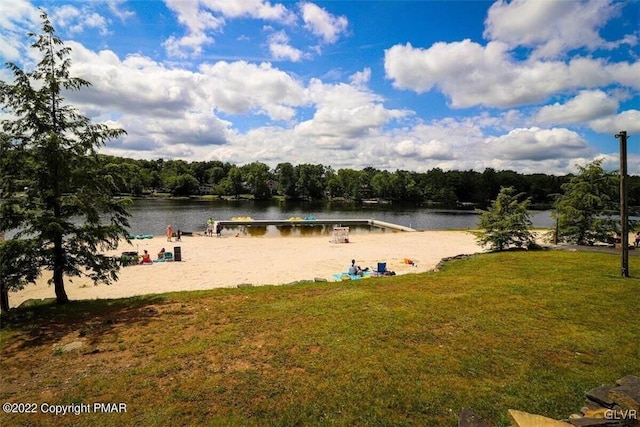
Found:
164,251 -> 174,262
376,262 -> 387,274
331,227 -> 349,243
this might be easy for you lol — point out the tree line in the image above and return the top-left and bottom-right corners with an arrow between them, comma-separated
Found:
89,155 -> 640,209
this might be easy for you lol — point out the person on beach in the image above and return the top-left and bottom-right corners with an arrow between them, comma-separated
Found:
166,225 -> 173,242
636,232 -> 640,248
176,229 -> 182,242
158,248 -> 165,260
207,218 -> 214,237
348,259 -> 363,276
140,250 -> 152,264
216,221 -> 223,237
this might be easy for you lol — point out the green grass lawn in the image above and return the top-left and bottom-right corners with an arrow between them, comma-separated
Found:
1,250 -> 639,426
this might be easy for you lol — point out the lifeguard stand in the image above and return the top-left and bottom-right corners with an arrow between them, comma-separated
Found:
332,227 -> 350,243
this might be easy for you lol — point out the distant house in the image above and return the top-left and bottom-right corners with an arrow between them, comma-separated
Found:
267,179 -> 279,194
457,201 -> 476,209
199,184 -> 214,195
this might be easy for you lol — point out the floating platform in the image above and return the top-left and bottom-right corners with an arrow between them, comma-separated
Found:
216,218 -> 416,232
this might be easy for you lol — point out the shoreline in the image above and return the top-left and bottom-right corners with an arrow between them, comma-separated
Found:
8,230 -> 484,308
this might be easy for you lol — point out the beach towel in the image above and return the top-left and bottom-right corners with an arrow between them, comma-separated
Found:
332,271 -> 371,281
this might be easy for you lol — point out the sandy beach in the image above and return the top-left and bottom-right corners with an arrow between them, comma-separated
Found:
8,230 -> 484,308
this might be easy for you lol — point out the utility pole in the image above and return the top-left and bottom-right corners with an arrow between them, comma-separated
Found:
615,131 -> 629,277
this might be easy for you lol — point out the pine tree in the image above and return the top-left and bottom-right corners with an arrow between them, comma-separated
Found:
0,12 -> 130,307
554,159 -> 618,245
475,186 -> 535,251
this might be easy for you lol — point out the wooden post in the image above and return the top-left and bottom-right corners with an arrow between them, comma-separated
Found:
616,131 -> 629,277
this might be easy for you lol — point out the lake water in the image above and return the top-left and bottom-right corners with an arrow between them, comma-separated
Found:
126,199 -> 555,236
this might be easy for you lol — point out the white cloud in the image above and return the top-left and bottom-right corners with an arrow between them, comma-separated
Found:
393,139 -> 454,160
0,32 -> 23,63
63,43 -> 235,156
116,111 -> 231,149
306,77 -> 382,108
80,12 -> 109,35
107,0 -> 135,21
199,60 -> 307,121
63,42 -> 411,158
388,118 -> 484,166
69,45 -> 198,115
384,41 -> 639,108
165,0 -> 225,33
485,127 -> 594,161
163,32 -> 216,59
162,0 -> 222,58
300,2 -> 348,44
588,110 -> 640,135
52,5 -> 109,35
349,68 -> 371,87
268,30 -> 303,62
0,0 -> 39,32
608,60 -> 640,89
293,78 -> 408,149
535,90 -> 619,125
199,0 -> 294,22
51,5 -> 81,28
294,103 -> 395,147
484,0 -> 620,59
200,76 -> 411,157
204,114 -> 628,175
385,40 -> 532,107
163,0 -> 294,58
0,0 -> 40,62
68,42 -> 309,124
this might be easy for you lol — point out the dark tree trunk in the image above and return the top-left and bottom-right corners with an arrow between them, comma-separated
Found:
54,268 -> 68,304
0,230 -> 7,312
53,236 -> 69,304
0,279 -> 9,312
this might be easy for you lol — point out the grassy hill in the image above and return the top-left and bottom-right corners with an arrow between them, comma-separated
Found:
1,250 -> 639,426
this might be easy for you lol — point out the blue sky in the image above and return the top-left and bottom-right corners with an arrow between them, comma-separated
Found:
1,0 -> 639,174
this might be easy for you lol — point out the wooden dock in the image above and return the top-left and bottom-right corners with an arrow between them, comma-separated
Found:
215,218 -> 416,232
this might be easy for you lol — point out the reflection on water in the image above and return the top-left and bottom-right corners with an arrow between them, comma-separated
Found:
227,224 -> 391,237
121,199 -> 554,236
